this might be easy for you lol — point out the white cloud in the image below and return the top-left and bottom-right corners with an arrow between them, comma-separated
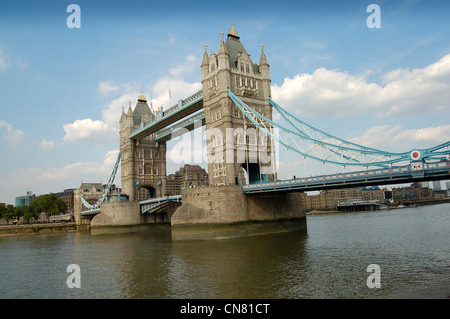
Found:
0,150 -> 121,203
0,121 -> 25,144
168,55 -> 198,78
64,55 -> 201,146
151,77 -> 202,110
62,118 -> 117,144
350,124 -> 450,150
271,53 -> 450,118
98,80 -> 120,96
101,92 -> 139,127
38,139 -> 55,150
36,149 -> 120,182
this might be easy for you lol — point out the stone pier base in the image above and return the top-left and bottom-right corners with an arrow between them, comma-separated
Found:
89,201 -> 175,235
171,185 -> 306,240
91,202 -> 141,227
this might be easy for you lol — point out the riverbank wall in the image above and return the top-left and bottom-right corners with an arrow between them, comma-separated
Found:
0,222 -> 78,237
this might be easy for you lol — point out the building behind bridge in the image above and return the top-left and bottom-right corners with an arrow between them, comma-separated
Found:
166,164 -> 209,195
15,191 -> 36,207
303,182 -> 441,211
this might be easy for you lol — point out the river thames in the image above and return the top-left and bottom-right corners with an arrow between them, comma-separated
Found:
0,203 -> 449,299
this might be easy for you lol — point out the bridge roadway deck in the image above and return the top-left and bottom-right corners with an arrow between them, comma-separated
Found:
243,161 -> 450,194
130,90 -> 203,140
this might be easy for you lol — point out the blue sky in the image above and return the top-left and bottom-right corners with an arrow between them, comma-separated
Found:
1,0 -> 449,204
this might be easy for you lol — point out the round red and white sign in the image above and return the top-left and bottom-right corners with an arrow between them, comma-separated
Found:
410,150 -> 421,160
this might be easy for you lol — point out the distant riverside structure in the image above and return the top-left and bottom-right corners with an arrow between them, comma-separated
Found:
15,191 -> 35,207
303,182 -> 442,211
54,188 -> 76,214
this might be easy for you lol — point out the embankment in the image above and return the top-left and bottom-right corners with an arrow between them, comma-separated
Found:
0,223 -> 78,237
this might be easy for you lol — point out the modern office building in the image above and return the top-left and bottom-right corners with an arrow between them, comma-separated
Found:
15,191 -> 35,207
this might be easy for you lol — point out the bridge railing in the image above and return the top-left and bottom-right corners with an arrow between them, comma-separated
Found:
139,195 -> 182,214
243,160 -> 450,193
154,112 -> 205,141
130,90 -> 203,138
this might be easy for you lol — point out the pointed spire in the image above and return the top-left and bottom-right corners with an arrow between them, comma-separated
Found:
127,100 -> 133,115
201,42 -> 209,67
218,30 -> 228,56
120,105 -> 126,122
227,23 -> 239,39
259,43 -> 269,67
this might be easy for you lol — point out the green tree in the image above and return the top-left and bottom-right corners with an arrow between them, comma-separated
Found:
3,204 -> 16,225
30,194 -> 67,217
0,204 -> 5,219
17,205 -> 38,223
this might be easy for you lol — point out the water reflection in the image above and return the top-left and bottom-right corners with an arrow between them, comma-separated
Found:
0,204 -> 449,298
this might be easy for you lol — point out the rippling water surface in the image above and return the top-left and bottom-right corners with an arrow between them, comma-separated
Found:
1,203 -> 449,298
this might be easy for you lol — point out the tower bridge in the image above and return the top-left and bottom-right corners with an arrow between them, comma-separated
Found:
74,25 -> 450,238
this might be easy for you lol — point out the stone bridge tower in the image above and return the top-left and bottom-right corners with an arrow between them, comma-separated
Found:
119,95 -> 167,201
201,24 -> 276,187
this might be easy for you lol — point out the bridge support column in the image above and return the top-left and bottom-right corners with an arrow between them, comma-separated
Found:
91,202 -> 140,227
73,189 -> 90,229
170,185 -> 306,240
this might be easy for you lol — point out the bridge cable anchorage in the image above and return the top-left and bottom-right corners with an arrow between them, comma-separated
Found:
80,152 -> 121,213
227,89 -> 450,168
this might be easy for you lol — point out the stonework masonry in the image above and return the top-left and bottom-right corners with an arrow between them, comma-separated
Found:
171,185 -> 248,225
170,185 -> 306,240
91,202 -> 141,227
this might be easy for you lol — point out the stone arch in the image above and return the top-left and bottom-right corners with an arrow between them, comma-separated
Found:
137,185 -> 157,201
240,163 -> 261,184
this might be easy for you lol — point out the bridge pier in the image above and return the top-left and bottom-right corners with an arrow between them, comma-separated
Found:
170,185 -> 306,240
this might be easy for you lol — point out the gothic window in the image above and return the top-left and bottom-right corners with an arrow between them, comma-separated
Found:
235,131 -> 244,144
248,134 -> 256,145
246,64 -> 250,73
241,64 -> 244,72
136,150 -> 141,158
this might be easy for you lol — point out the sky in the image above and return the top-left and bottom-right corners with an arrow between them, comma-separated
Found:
1,0 -> 450,204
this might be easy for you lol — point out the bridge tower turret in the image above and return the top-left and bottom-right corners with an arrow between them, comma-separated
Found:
201,24 -> 276,187
119,95 -> 167,201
